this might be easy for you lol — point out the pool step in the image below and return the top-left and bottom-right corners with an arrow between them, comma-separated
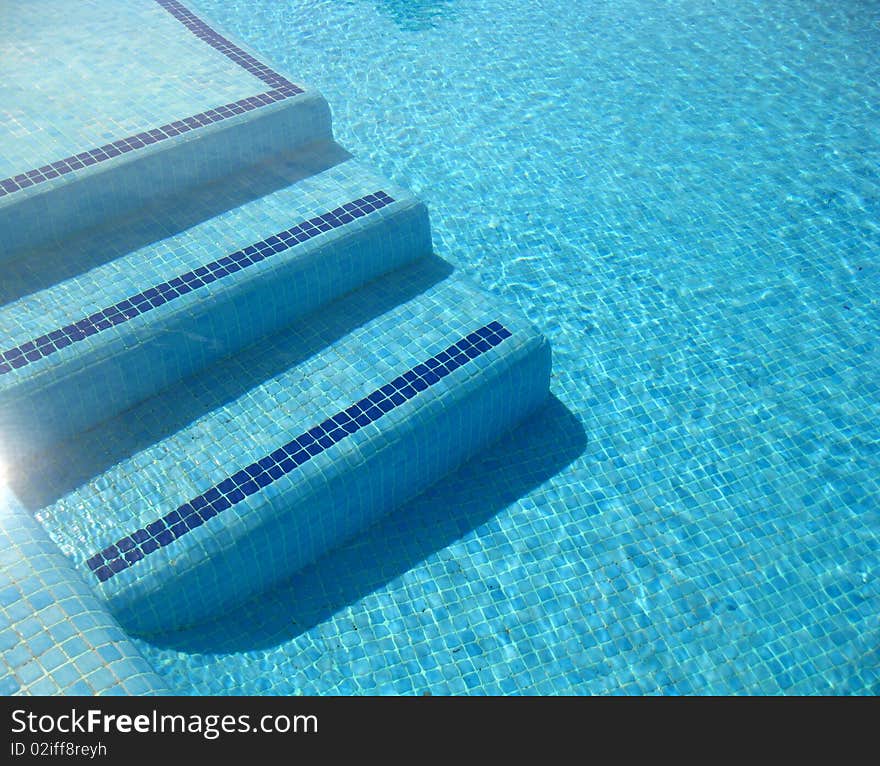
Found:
29,266 -> 551,635
0,144 -> 431,465
0,5 -> 331,262
1,89 -> 331,263
0,490 -> 169,695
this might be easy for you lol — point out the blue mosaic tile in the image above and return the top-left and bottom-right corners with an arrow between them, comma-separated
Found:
0,491 -> 168,695
155,0 -> 296,90
0,0 -> 303,199
86,322 -> 512,583
115,0 -> 878,696
5,0 -> 876,698
0,192 -> 393,376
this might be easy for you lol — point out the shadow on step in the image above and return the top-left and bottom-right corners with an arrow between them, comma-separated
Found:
12,255 -> 454,511
144,394 -> 586,654
0,141 -> 352,306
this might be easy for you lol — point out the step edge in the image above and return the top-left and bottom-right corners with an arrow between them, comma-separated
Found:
0,92 -> 334,261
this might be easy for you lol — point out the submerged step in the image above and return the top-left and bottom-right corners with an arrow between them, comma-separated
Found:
29,266 -> 551,635
0,147 -> 431,465
0,489 -> 169,695
0,0 -> 331,259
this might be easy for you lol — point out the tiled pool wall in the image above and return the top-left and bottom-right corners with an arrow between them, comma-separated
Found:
133,0 -> 877,695
3,0 -> 877,697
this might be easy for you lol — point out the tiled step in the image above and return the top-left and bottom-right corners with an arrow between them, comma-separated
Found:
0,489 -> 169,696
0,145 -> 431,465
1,0 -> 332,260
28,265 -> 551,635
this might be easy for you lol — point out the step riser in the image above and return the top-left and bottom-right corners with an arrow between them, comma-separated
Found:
1,94 -> 332,261
0,202 -> 431,464
102,335 -> 550,635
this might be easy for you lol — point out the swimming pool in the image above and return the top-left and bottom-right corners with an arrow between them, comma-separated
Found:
2,0 -> 878,695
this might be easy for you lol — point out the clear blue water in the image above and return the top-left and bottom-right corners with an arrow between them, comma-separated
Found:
136,0 -> 879,693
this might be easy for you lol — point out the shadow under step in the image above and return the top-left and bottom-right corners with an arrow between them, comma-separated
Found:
0,147 -> 431,464
29,266 -> 551,636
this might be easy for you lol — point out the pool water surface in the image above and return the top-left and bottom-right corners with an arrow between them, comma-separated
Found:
121,0 -> 879,694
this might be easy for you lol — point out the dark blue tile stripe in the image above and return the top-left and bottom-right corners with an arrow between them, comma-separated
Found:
0,191 -> 394,376
0,1 -> 303,199
86,322 -> 514,583
155,0 -> 295,90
